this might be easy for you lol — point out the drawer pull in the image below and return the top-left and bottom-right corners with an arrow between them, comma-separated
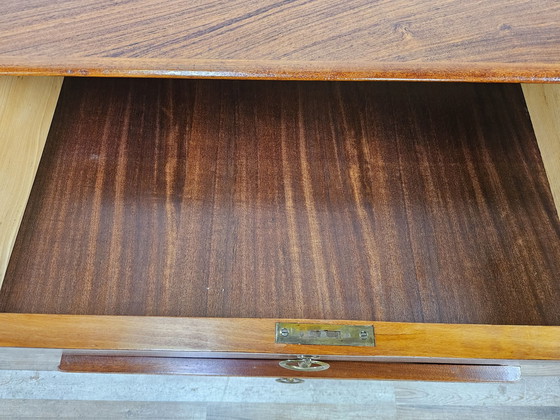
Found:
279,355 -> 330,372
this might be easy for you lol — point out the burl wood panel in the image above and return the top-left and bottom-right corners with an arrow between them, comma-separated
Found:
1,1 -> 560,82
59,355 -> 521,382
1,79 -> 560,325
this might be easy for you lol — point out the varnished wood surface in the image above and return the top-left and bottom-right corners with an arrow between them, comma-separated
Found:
1,1 -> 560,82
523,84 -> 560,215
0,76 -> 63,288
1,315 -> 560,360
2,79 -> 560,324
58,355 -> 521,382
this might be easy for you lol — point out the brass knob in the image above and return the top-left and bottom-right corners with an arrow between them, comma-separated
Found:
279,355 -> 330,372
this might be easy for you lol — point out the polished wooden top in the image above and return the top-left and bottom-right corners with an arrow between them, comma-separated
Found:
1,0 -> 560,81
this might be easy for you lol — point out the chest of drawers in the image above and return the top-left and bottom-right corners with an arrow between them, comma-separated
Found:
1,0 -> 559,381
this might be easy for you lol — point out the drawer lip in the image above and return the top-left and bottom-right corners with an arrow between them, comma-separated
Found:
0,314 -> 559,361
1,58 -> 560,83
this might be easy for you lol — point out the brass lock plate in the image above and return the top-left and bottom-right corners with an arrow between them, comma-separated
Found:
275,323 -> 375,347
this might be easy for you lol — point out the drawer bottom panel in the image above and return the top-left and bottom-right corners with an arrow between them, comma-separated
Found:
1,79 -> 559,326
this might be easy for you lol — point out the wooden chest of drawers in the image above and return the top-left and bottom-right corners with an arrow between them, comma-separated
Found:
1,0 -> 559,381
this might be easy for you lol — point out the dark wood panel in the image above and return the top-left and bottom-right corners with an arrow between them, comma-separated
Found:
1,1 -> 560,81
59,354 -> 521,382
1,79 -> 560,324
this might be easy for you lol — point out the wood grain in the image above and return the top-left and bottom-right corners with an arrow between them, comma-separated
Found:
0,400 -> 208,419
0,347 -> 62,371
1,315 -> 559,360
523,84 -> 560,216
1,378 -> 558,419
520,362 -> 560,377
1,1 -> 560,82
2,79 -> 560,325
0,75 -> 63,289
2,401 -> 558,420
58,355 -> 521,382
396,406 -> 560,420
394,377 -> 560,407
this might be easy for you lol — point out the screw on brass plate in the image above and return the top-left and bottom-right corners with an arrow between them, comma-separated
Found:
359,330 -> 368,340
280,328 -> 289,337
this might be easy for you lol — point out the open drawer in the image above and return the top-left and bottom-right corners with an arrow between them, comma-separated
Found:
0,76 -> 559,382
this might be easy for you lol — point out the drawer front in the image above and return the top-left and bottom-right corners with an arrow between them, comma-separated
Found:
59,354 -> 521,383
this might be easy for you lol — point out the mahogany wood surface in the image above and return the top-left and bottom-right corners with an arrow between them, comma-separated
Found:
1,1 -> 560,82
58,354 -> 521,382
2,315 -> 560,359
1,78 -> 560,324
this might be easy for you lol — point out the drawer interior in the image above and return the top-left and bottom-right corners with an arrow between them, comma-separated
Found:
1,78 -> 559,325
